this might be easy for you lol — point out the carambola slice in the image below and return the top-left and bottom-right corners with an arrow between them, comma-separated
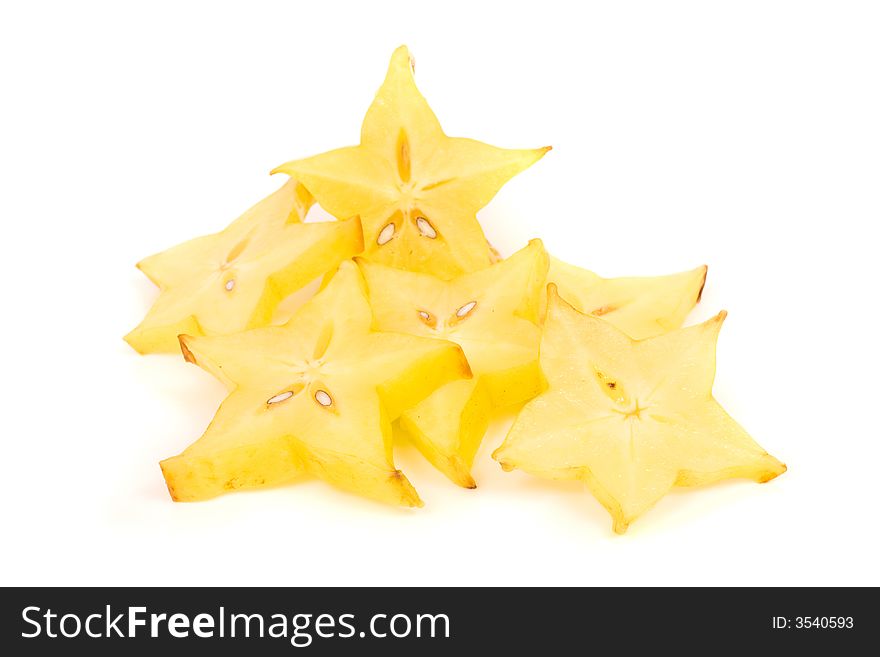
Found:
545,256 -> 708,339
360,239 -> 548,487
273,46 -> 549,279
160,261 -> 472,505
494,286 -> 786,533
126,179 -> 363,353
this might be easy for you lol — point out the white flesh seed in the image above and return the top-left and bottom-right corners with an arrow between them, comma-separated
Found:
416,217 -> 437,239
267,391 -> 293,405
456,301 -> 477,318
377,223 -> 396,245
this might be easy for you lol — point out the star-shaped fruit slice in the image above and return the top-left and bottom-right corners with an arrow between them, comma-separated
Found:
160,261 -> 471,506
493,286 -> 786,533
544,256 -> 708,339
125,179 -> 363,354
359,239 -> 549,487
273,46 -> 549,279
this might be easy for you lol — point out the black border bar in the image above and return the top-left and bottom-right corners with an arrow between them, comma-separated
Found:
1,587 -> 870,654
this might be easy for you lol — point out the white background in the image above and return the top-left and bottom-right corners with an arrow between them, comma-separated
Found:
1,1 -> 878,586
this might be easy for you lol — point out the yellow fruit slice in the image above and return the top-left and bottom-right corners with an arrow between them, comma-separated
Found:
273,46 -> 549,279
493,286 -> 786,534
161,261 -> 471,505
545,256 -> 708,339
360,239 -> 549,487
125,179 -> 364,354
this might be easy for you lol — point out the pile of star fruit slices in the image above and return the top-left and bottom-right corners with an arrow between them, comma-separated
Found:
127,46 -> 785,534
